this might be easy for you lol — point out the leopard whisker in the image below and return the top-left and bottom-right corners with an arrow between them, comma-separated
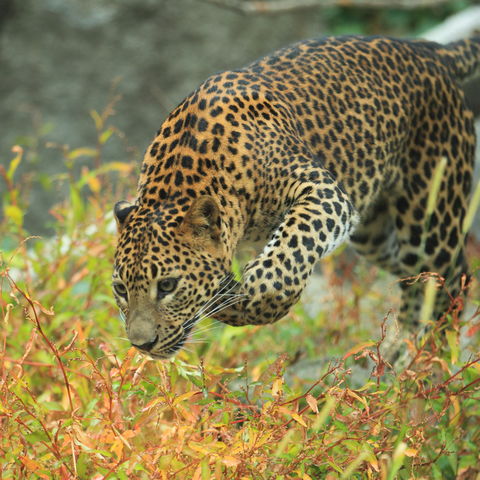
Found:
191,324 -> 223,336
193,294 -> 246,323
113,336 -> 131,343
200,294 -> 246,316
180,345 -> 195,354
184,338 -> 208,345
184,277 -> 240,328
192,319 -> 223,330
189,281 -> 235,320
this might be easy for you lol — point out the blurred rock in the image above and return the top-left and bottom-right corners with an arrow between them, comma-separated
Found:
0,0 -> 325,233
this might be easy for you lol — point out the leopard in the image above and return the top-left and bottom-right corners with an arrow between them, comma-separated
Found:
112,35 -> 479,360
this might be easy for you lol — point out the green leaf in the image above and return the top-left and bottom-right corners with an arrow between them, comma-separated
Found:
41,401 -> 63,411
445,330 -> 459,364
99,127 -> 114,145
201,458 -> 210,480
25,431 -> 50,443
4,204 -> 23,227
187,373 -> 203,389
458,454 -> 478,469
90,110 -> 103,130
67,147 -> 98,160
69,184 -> 84,224
76,453 -> 89,478
386,442 -> 407,480
7,148 -> 22,180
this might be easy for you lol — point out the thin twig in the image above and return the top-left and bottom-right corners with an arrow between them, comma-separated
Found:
6,273 -> 74,413
200,0 -> 453,14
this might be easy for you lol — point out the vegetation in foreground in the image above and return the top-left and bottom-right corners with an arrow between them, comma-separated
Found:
0,110 -> 479,479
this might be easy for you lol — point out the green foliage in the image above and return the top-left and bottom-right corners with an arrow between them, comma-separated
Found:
1,110 -> 480,479
323,0 -> 476,36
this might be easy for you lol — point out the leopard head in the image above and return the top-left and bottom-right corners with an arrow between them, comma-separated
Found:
112,195 -> 234,358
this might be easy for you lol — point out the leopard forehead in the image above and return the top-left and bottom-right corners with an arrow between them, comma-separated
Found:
114,210 -> 224,287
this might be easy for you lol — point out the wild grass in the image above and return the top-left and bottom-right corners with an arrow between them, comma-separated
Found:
0,113 -> 479,479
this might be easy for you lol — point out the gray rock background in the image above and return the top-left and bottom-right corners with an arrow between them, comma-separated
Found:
2,0 -> 328,154
0,0 -> 478,235
1,0 -> 329,233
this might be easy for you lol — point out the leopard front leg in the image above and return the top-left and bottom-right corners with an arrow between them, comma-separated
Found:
213,179 -> 359,326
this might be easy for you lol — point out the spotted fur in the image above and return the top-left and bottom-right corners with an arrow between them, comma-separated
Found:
112,35 -> 479,359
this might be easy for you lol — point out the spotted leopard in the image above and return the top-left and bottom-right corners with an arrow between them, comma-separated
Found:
112,35 -> 479,359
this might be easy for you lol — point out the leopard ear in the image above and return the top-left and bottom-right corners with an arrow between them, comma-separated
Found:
114,201 -> 137,231
181,195 -> 221,246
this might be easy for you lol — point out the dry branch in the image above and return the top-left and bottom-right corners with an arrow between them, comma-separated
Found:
201,0 -> 454,14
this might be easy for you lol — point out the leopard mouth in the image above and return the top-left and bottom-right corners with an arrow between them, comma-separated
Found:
132,322 -> 195,359
131,334 -> 159,352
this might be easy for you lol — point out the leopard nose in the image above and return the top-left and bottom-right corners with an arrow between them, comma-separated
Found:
127,317 -> 158,351
131,334 -> 159,351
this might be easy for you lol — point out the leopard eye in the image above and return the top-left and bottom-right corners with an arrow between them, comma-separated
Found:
113,282 -> 128,298
157,278 -> 178,297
